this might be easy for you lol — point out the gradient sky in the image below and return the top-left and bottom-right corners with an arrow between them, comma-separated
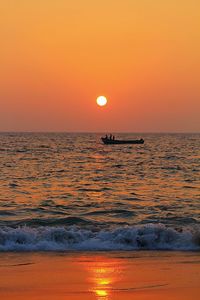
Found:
0,0 -> 199,132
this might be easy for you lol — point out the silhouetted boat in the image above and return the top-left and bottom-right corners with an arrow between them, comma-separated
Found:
101,137 -> 144,145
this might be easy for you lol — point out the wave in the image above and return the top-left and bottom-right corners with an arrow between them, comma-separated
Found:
1,217 -> 95,227
0,224 -> 200,252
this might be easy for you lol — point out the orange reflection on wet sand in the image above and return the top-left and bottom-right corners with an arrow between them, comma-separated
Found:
80,256 -> 123,300
0,253 -> 200,300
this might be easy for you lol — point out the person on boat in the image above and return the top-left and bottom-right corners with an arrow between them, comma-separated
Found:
112,135 -> 115,140
105,134 -> 108,140
109,134 -> 112,140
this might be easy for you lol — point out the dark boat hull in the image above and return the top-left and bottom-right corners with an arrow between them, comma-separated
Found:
101,138 -> 144,145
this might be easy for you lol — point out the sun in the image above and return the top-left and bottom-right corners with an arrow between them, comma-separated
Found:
96,96 -> 108,107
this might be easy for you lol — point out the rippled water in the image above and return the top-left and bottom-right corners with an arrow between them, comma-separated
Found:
0,133 -> 199,251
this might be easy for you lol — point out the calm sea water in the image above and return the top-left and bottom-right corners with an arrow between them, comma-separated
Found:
0,133 -> 199,251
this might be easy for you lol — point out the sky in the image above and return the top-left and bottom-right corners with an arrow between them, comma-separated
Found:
0,0 -> 199,132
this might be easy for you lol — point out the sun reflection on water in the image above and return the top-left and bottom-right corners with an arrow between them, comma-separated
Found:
81,257 -> 123,300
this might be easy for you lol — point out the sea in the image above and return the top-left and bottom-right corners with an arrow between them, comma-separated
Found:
0,132 -> 199,251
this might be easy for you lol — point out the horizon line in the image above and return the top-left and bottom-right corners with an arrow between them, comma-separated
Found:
0,131 -> 199,134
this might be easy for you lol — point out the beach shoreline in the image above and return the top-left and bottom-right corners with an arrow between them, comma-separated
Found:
0,251 -> 199,300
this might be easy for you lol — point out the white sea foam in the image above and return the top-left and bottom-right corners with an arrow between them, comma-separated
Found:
0,224 -> 199,251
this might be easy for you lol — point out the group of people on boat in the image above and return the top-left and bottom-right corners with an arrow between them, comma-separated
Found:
101,134 -> 144,144
104,134 -> 115,141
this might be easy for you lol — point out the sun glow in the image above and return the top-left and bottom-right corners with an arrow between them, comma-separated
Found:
96,96 -> 108,107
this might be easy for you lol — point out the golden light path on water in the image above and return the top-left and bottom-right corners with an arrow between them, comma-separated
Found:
80,257 -> 123,300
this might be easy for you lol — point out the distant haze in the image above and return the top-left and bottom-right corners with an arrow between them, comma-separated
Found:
0,1 -> 199,132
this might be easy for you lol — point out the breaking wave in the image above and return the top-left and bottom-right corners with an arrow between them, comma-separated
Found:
0,224 -> 200,251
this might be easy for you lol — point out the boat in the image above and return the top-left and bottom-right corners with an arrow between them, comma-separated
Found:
101,137 -> 144,145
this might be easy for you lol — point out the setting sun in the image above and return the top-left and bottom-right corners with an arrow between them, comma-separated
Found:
96,96 -> 108,107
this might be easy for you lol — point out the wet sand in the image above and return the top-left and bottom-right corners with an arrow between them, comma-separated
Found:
0,251 -> 199,300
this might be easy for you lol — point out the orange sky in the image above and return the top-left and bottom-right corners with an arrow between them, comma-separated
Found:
0,0 -> 199,132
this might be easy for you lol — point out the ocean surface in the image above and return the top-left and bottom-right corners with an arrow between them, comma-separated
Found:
0,132 -> 199,251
